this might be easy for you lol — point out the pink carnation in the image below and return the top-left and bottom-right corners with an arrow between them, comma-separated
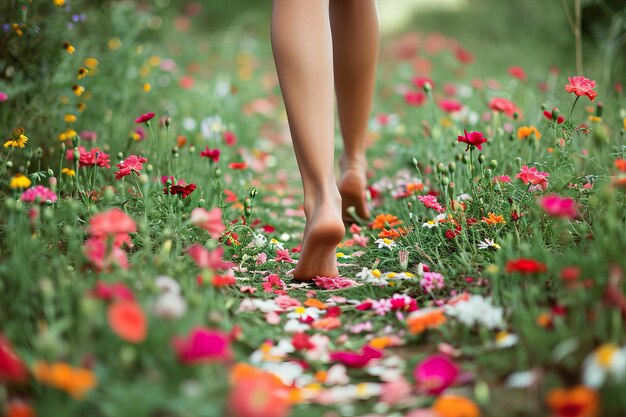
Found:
565,76 -> 597,101
420,272 -> 445,292
115,155 -> 148,179
539,194 -> 578,219
190,207 -> 225,239
20,185 -> 57,204
186,244 -> 235,271
172,327 -> 232,364
515,165 -> 550,191
82,237 -> 129,272
488,97 -> 521,118
404,91 -> 426,107
418,195 -> 444,213
313,276 -> 358,290
77,147 -> 111,168
87,208 -> 137,243
438,98 -> 463,113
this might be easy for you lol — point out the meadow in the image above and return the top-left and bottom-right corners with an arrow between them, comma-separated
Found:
1,1 -> 626,416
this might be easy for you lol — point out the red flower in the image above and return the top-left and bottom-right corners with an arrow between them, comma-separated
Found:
89,281 -> 135,302
74,147 -> 111,168
172,327 -> 232,363
438,98 -> 463,113
223,130 -> 237,146
505,258 -> 547,275
135,112 -> 155,124
228,161 -> 247,170
508,66 -> 527,81
454,46 -> 474,64
0,335 -> 28,384
404,91 -> 426,107
516,165 -> 550,191
165,183 -> 196,198
200,147 -> 220,163
489,97 -> 521,118
107,301 -> 147,343
115,155 -> 147,180
457,129 -> 488,151
291,333 -> 315,351
412,76 -> 434,90
565,76 -> 598,101
186,244 -> 235,271
329,345 -> 382,368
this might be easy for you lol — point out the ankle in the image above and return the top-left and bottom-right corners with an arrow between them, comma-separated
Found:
339,153 -> 367,171
303,191 -> 342,218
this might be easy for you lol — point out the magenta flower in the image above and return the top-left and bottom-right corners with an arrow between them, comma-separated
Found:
20,185 -> 57,204
515,165 -> 550,191
200,147 -> 220,163
508,66 -> 527,81
223,131 -> 237,146
313,276 -> 358,290
329,345 -> 383,368
457,130 -> 488,151
80,130 -> 98,142
172,327 -> 232,364
186,244 -> 235,271
88,281 -> 135,302
404,91 -> 426,107
0,92 -> 8,102
565,76 -> 598,101
274,249 -> 294,263
539,194 -> 578,219
115,155 -> 148,180
135,112 -> 155,124
72,147 -> 110,168
418,195 -> 444,213
420,272 -> 445,292
438,98 -> 463,113
190,207 -> 225,239
413,354 -> 459,395
412,76 -> 434,90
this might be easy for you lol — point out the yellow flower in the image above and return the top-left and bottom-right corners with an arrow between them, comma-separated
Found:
63,41 -> 75,54
54,0 -> 65,6
84,57 -> 99,69
148,55 -> 161,66
12,23 -> 23,37
588,115 -> 602,123
77,67 -> 89,79
9,173 -> 31,189
517,126 -> 541,140
64,114 -> 77,123
143,83 -> 152,93
4,128 -> 29,148
72,85 -> 85,96
77,102 -> 87,112
108,37 -> 122,50
58,129 -> 78,141
61,168 -> 76,177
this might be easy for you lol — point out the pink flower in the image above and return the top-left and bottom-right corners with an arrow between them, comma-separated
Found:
80,130 -> 98,142
515,165 -> 550,191
488,97 -> 521,118
539,194 -> 578,219
493,175 -> 511,184
115,155 -> 147,180
508,66 -> 527,81
186,244 -> 235,271
420,272 -> 445,292
172,327 -> 232,363
274,249 -> 294,263
457,129 -> 488,151
223,131 -> 237,146
77,147 -> 111,168
87,208 -> 137,245
418,195 -> 444,213
135,112 -> 155,124
438,98 -> 463,113
83,237 -> 129,272
413,354 -> 459,395
380,377 -> 412,405
329,345 -> 383,368
404,91 -> 426,107
190,207 -> 225,239
0,92 -> 8,102
313,276 -> 358,290
88,281 -> 135,302
200,147 -> 220,163
412,76 -> 434,90
274,295 -> 300,310
565,76 -> 598,101
20,186 -> 57,204
262,274 -> 285,293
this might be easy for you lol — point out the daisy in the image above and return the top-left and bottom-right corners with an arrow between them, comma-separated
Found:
287,306 -> 322,321
374,238 -> 397,250
477,238 -> 501,250
582,343 -> 626,388
269,238 -> 285,250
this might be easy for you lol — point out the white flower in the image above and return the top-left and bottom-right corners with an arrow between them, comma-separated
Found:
477,238 -> 501,250
326,364 -> 349,385
444,295 -> 505,329
287,306 -> 321,321
356,267 -> 387,285
261,362 -> 305,387
200,115 -> 223,140
374,238 -> 397,250
155,275 -> 181,294
457,193 -> 473,202
254,234 -> 267,248
153,292 -> 187,319
582,344 -> 626,388
182,117 -> 197,131
422,219 -> 439,228
283,319 -> 310,333
269,238 -> 284,251
250,298 -> 280,313
250,340 -> 295,364
494,331 -> 518,348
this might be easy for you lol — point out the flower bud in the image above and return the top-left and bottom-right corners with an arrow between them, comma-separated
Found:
436,162 -> 446,173
214,167 -> 221,178
73,149 -> 80,160
117,152 -> 124,159
596,102 -> 603,118
489,160 -> 498,169
189,145 -> 196,153
35,147 -> 43,158
478,154 -> 485,164
198,198 -> 205,207
442,176 -> 450,186
146,164 -> 153,173
551,108 -> 560,120
448,162 -> 456,173
423,81 -> 432,93
43,207 -> 54,220
513,111 -> 519,120
47,168 -> 54,177
462,154 -> 469,164
165,116 -> 172,127
493,183 -> 501,192
6,160 -> 12,168
139,174 -> 148,184
49,176 -> 57,192
484,168 -> 492,178
541,102 -> 548,110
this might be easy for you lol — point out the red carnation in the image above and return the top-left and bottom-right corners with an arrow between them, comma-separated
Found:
505,258 -> 547,275
457,129 -> 488,151
135,112 -> 155,124
115,155 -> 148,180
165,183 -> 196,198
200,147 -> 220,163
565,76 -> 597,101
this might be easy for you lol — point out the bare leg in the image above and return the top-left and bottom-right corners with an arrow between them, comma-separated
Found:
330,0 -> 379,222
271,0 -> 344,281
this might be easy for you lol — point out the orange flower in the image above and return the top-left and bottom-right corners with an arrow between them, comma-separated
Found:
615,159 -> 626,173
311,316 -> 341,330
229,363 -> 291,417
33,362 -> 97,399
431,394 -> 481,417
5,400 -> 35,417
546,385 -> 599,417
406,309 -> 447,334
378,227 -> 407,239
536,312 -> 552,328
517,126 -> 542,140
304,298 -> 326,310
482,212 -> 506,225
371,213 -> 402,230
107,301 -> 147,343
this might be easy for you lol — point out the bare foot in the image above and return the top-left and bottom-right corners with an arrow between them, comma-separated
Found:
339,156 -> 370,223
293,205 -> 345,282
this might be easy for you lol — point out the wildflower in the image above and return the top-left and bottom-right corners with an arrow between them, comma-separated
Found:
418,195 -> 445,212
87,208 -> 137,246
62,41 -> 75,54
414,354 -> 459,395
61,168 -> 75,176
9,174 -> 31,189
375,238 -> 396,250
88,281 -> 134,302
72,85 -> 85,96
131,127 -> 146,141
107,301 -> 147,343
135,112 -> 155,124
228,364 -> 291,417
190,207 -> 225,239
223,130 -> 237,146
329,345 -> 383,368
565,76 -> 598,101
0,335 -> 28,384
0,92 -> 8,102
33,362 -> 97,399
371,213 -> 402,229
505,258 -> 547,275
83,238 -> 129,271
420,272 -> 445,292
228,161 -> 248,170
546,385 -> 599,417
515,165 -> 549,191
581,343 -> 626,388
274,248 -> 293,263
457,129 -> 488,151
20,185 -> 57,204
77,67 -> 89,79
438,99 -> 463,113
186,244 -> 235,271
165,183 -> 196,198
406,308 -> 447,334
54,0 -> 65,6
313,276 -> 358,290
473,237 -> 500,252
75,147 -> 111,168
508,66 -> 527,81
445,295 -> 504,329
58,128 -> 78,141
432,395 -> 481,417
378,227 -> 406,239
413,76 -> 435,90
517,126 -> 541,140
4,127 -> 28,148
489,97 -> 521,118
539,194 -> 578,219
172,327 -> 232,364
405,91 -> 426,107
494,331 -> 518,348
5,400 -> 35,417
482,212 -> 505,225
200,146 -> 220,162
154,292 -> 187,319
114,155 -> 147,180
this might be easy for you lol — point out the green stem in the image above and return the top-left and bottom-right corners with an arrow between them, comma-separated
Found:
568,95 -> 580,119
